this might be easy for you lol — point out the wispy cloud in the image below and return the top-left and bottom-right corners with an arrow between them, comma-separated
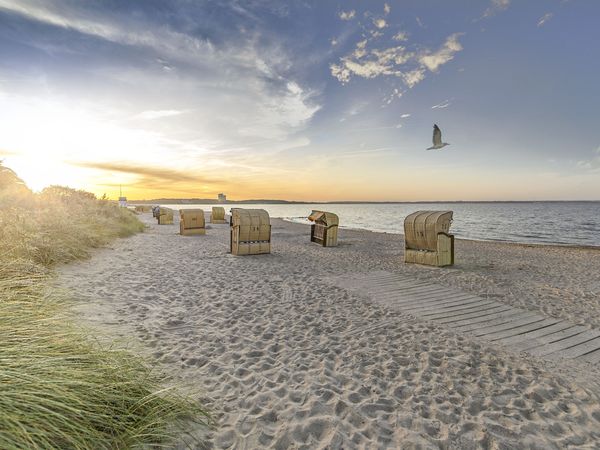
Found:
418,33 -> 464,72
72,160 -> 217,185
331,33 -> 464,90
400,113 -> 411,119
577,147 -> 600,172
483,0 -> 511,18
537,13 -> 553,27
393,31 -> 409,42
383,4 -> 391,15
339,10 -> 355,21
134,110 -> 185,120
431,100 -> 451,109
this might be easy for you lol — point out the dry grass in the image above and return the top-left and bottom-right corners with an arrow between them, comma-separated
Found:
0,167 -> 209,449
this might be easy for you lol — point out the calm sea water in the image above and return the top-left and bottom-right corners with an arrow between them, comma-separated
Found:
162,202 -> 600,247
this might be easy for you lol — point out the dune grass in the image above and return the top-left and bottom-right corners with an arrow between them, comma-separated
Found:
0,167 -> 209,449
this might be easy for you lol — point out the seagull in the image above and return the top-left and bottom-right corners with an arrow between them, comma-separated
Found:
426,124 -> 450,150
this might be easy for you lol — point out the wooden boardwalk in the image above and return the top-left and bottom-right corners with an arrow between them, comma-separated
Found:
330,271 -> 600,365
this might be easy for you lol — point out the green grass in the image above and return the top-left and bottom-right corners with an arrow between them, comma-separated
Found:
0,168 -> 209,449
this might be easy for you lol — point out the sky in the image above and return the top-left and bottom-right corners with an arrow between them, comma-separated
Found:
0,0 -> 599,201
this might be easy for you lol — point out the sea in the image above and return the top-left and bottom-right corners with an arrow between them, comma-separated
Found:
162,202 -> 600,248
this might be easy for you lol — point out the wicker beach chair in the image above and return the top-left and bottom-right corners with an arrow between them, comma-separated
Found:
230,208 -> 271,255
404,211 -> 454,266
210,206 -> 227,224
156,207 -> 174,225
179,209 -> 206,235
308,210 -> 339,247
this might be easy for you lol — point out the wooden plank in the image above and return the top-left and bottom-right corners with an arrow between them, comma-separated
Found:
487,319 -> 560,341
514,325 -> 589,352
433,306 -> 513,325
402,296 -> 487,313
494,321 -> 571,345
421,301 -> 500,319
546,337 -> 600,360
450,310 -> 533,331
368,280 -> 430,290
373,286 -> 449,300
369,286 -> 439,299
528,330 -> 600,357
388,293 -> 477,309
577,348 -> 600,365
373,293 -> 468,310
472,315 -> 546,337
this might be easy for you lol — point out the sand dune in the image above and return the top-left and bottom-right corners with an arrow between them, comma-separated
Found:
59,213 -> 600,448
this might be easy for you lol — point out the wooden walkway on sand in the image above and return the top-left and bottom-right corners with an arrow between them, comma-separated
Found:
329,271 -> 600,365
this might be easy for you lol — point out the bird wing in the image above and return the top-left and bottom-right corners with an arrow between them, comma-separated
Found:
432,124 -> 442,146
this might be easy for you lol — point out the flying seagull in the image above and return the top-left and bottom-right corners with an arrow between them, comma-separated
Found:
426,124 -> 450,150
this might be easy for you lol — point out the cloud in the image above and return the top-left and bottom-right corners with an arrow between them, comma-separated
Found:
0,0 -> 322,158
330,33 -> 463,90
418,33 -> 464,72
134,110 -> 185,120
373,18 -> 387,29
577,147 -> 600,172
72,160 -> 218,185
393,32 -> 409,42
384,4 -> 391,15
483,0 -> 511,18
537,13 -> 553,27
339,10 -> 355,20
431,100 -> 451,109
400,113 -> 411,119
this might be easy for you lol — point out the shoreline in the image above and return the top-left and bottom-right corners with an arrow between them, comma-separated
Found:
59,213 -> 600,448
280,218 -> 600,251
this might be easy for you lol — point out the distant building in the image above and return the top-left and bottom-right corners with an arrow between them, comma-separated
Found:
118,185 -> 127,207
218,193 -> 227,203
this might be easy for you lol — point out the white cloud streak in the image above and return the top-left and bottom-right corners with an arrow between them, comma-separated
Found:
483,0 -> 511,18
339,10 -> 355,21
537,13 -> 553,27
431,100 -> 451,109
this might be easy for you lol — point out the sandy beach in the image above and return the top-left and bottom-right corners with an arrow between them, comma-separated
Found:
59,213 -> 600,449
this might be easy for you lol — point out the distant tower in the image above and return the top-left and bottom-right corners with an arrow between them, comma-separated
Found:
218,193 -> 226,203
118,185 -> 127,207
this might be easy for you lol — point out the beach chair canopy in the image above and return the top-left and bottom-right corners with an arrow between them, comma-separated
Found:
308,210 -> 339,228
404,211 -> 453,252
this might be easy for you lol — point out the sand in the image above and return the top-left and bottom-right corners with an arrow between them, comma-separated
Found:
59,213 -> 600,449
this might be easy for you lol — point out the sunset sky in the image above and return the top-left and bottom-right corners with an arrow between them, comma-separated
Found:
1,0 -> 599,201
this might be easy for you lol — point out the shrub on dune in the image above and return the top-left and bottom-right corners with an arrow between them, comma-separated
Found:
0,164 -> 209,449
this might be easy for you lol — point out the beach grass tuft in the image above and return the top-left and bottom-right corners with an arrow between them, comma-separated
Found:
0,165 -> 209,449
